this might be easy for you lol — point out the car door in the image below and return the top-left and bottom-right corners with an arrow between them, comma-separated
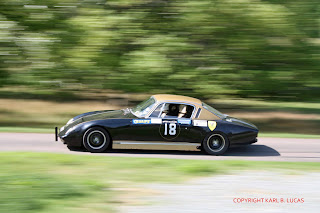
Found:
148,102 -> 195,143
123,102 -> 196,143
113,102 -> 198,150
124,103 -> 165,142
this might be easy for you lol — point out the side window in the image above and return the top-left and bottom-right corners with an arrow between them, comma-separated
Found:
195,108 -> 201,118
160,103 -> 194,119
149,103 -> 164,118
182,105 -> 194,118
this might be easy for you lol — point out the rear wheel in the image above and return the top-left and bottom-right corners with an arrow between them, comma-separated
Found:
83,127 -> 110,153
202,133 -> 229,155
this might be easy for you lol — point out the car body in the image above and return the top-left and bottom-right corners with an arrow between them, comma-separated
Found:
57,94 -> 258,155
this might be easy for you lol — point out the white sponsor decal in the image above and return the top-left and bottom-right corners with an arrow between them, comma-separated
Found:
151,118 -> 162,124
178,119 -> 191,125
193,120 -> 208,127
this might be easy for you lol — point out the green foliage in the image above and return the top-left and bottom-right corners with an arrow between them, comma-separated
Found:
0,0 -> 319,100
0,173 -> 87,212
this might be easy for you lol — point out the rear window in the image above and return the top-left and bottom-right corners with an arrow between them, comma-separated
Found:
202,102 -> 226,119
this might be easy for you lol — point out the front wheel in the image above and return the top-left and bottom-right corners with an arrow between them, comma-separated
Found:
83,127 -> 110,153
202,133 -> 229,155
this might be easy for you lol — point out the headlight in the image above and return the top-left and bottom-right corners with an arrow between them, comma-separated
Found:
65,126 -> 77,135
66,118 -> 74,125
60,126 -> 65,132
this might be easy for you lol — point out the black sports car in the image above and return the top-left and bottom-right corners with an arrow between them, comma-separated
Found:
56,94 -> 258,155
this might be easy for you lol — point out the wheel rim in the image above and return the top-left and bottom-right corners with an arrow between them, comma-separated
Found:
87,130 -> 106,149
207,134 -> 225,152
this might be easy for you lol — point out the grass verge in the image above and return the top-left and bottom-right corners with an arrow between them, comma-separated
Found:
1,98 -> 320,133
259,133 -> 320,139
1,152 -> 320,213
0,127 -> 54,133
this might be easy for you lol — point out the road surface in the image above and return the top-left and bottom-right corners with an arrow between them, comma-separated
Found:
0,133 -> 319,162
118,171 -> 320,213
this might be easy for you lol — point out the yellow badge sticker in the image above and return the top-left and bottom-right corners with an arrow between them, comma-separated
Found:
208,121 -> 217,131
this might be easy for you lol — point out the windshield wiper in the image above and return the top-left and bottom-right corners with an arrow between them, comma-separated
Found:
122,108 -> 131,115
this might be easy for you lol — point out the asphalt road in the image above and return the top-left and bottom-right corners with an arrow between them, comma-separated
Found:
118,171 -> 320,213
0,133 -> 319,162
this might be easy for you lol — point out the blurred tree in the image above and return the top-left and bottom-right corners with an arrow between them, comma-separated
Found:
0,0 -> 319,100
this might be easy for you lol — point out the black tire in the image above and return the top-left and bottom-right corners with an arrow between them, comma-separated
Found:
202,133 -> 229,155
83,127 -> 111,153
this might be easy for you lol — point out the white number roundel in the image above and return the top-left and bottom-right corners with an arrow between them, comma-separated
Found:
164,123 -> 176,135
160,121 -> 180,140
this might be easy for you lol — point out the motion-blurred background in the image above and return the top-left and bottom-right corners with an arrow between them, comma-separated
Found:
0,0 -> 319,135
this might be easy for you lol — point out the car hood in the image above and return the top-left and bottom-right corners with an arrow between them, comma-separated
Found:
224,116 -> 258,130
66,109 -> 136,126
81,109 -> 135,121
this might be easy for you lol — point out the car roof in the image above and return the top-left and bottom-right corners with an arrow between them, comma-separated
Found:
152,94 -> 202,106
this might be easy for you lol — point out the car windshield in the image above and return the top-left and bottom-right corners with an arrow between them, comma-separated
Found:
202,102 -> 226,119
131,97 -> 156,117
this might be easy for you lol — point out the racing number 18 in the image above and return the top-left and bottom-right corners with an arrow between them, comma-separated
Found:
164,123 -> 176,135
